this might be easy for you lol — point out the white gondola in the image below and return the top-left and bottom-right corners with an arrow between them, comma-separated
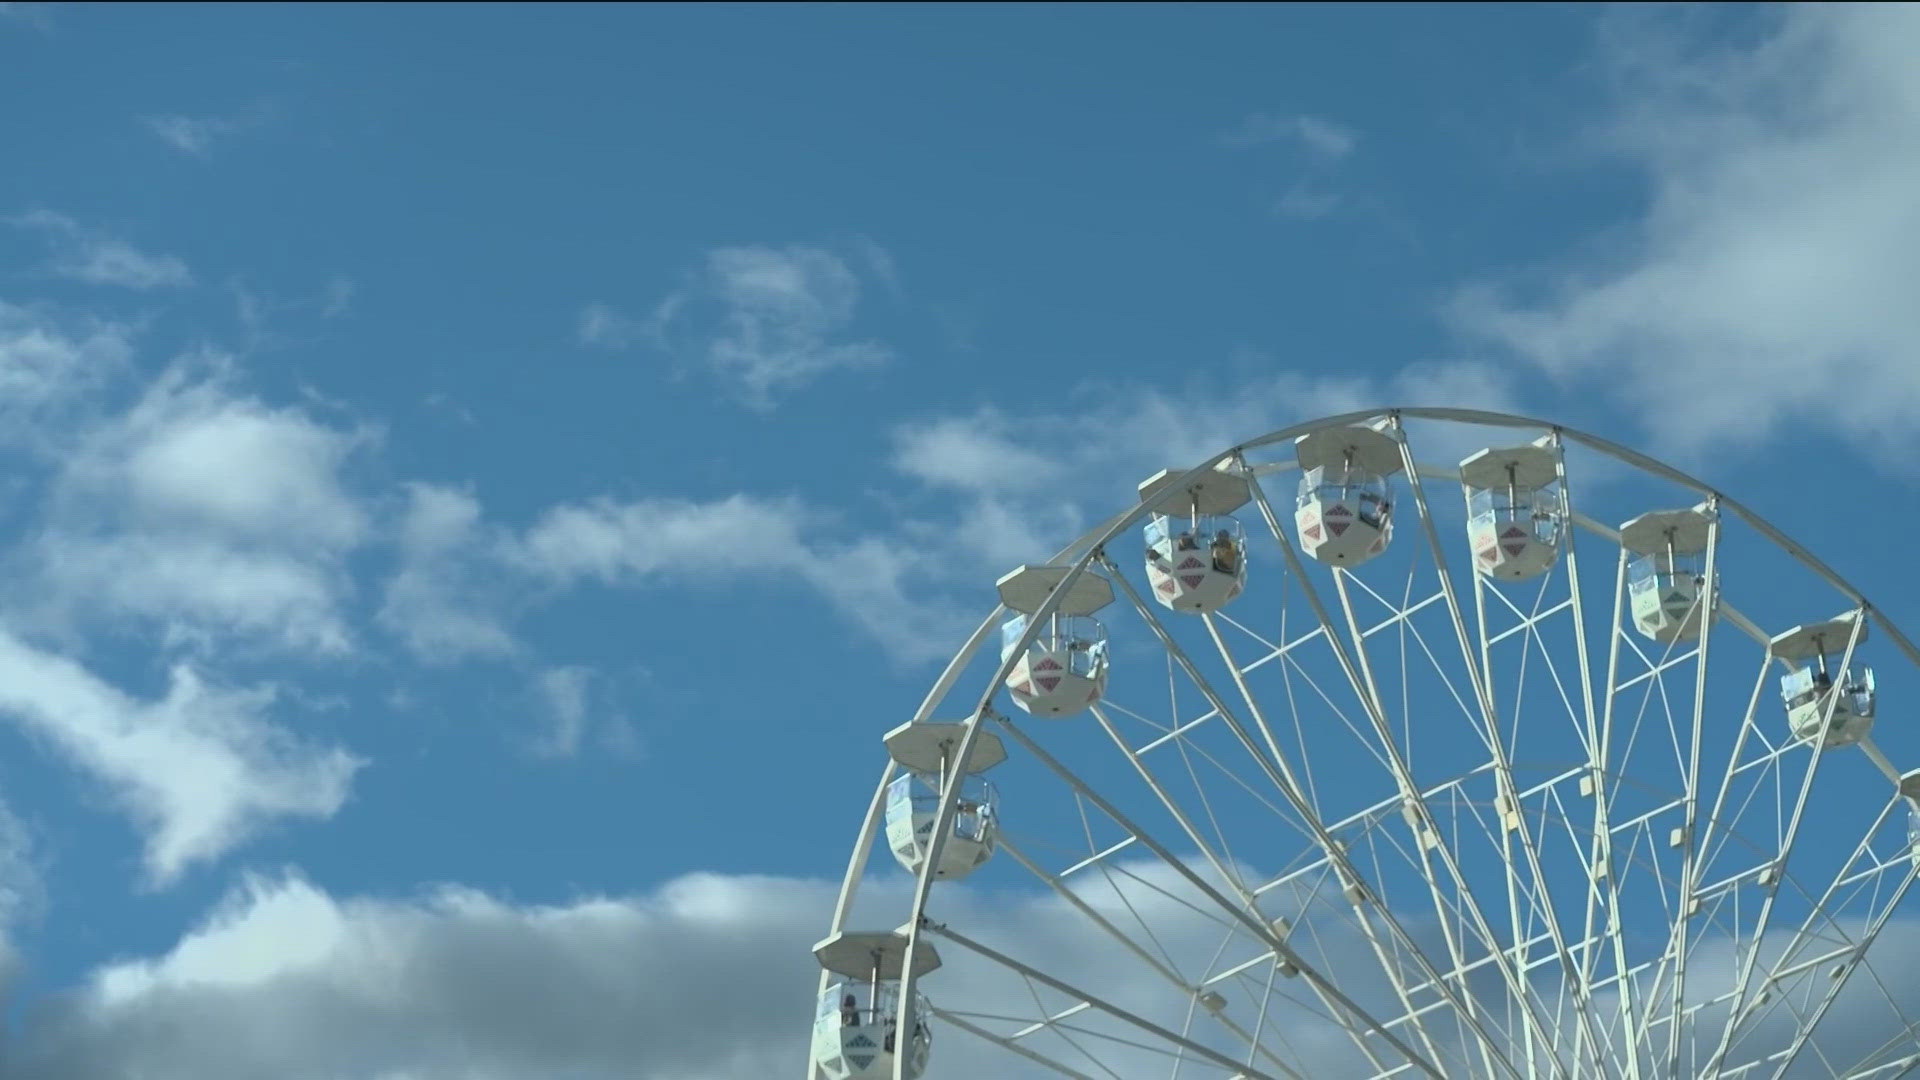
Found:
1770,616 -> 1876,749
1460,440 -> 1564,582
1294,424 -> 1404,567
1906,772 -> 1920,869
996,565 -> 1113,718
1138,467 -> 1252,613
1909,802 -> 1920,871
1620,505 -> 1716,643
812,931 -> 937,1080
882,721 -> 1005,881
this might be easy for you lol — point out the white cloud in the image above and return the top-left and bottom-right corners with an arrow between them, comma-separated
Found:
406,360 -> 1523,675
0,632 -> 359,884
529,665 -> 637,759
38,536 -> 350,655
515,493 -> 966,664
10,862 -> 1910,1079
0,791 -> 40,940
646,244 -> 892,410
533,666 -> 592,757
0,300 -> 132,434
575,301 -> 640,348
4,864 -> 1329,1079
469,363 -> 1520,669
378,482 -> 518,663
1274,185 -> 1343,220
515,493 -> 813,583
0,3 -> 50,29
1451,5 -> 1920,459
27,360 -> 371,655
1226,113 -> 1360,160
10,210 -> 192,289
143,114 -> 249,157
6,869 -> 846,1079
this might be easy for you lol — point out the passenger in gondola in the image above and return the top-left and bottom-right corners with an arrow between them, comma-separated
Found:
1210,530 -> 1238,574
841,993 -> 860,1027
1357,492 -> 1387,530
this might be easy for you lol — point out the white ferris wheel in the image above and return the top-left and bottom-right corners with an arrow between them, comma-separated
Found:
807,409 -> 1920,1080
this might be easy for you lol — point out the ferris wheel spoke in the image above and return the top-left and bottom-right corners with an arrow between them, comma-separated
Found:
1126,510 -> 1534,1076
1644,645 -> 1769,1072
990,712 -> 1443,1078
1698,612 -> 1865,1076
1763,929 -> 1917,1080
927,1007 -> 1104,1080
1833,1006 -> 1920,1079
925,922 -> 1303,1080
1243,455 -> 1533,1031
1083,696 -> 1418,1076
1579,545 -> 1659,1078
1009,973 -> 1134,1080
994,835 -> 1192,990
1753,815 -> 1920,1079
1543,444 -> 1647,1076
1259,495 -> 1528,1068
1461,567 -> 1616,1079
1100,557 -> 1498,1071
1086,702 -> 1262,906
1647,506 -> 1722,1074
1326,561 -> 1573,1080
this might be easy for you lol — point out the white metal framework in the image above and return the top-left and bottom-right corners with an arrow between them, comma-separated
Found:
811,409 -> 1920,1080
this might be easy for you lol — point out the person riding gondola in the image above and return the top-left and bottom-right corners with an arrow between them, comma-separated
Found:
1209,529 -> 1239,574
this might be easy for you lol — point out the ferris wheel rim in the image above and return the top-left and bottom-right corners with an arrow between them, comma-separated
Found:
814,406 -> 1920,1080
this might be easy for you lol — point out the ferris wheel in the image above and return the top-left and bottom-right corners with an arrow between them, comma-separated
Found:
807,409 -> 1920,1080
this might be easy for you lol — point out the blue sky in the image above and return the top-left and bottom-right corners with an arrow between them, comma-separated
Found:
2,4 -> 1919,1077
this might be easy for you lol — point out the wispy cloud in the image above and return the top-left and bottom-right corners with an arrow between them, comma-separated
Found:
0,635 -> 359,884
142,114 -> 250,157
25,357 -> 373,657
0,301 -> 133,432
512,492 -> 966,663
1225,112 -> 1360,160
0,3 -> 52,29
0,793 -> 40,942
582,243 -> 892,410
529,665 -> 638,759
1274,184 -> 1343,220
1450,5 -> 1920,461
377,482 -> 519,663
10,210 -> 191,290
575,301 -> 640,348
